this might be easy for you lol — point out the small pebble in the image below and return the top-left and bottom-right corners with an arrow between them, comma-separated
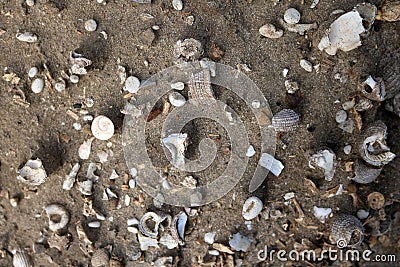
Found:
31,78 -> 44,93
170,82 -> 185,90
84,19 -> 97,32
284,8 -> 301,24
28,67 -> 38,78
172,0 -> 183,10
169,92 -> 186,107
73,122 -> 82,130
130,168 -> 137,177
26,0 -> 35,7
246,145 -> 256,157
300,59 -> 313,72
208,250 -> 219,256
54,81 -> 66,92
70,75 -> 79,84
128,179 -> 136,188
343,145 -> 352,155
124,76 -> 141,93
152,25 -> 160,30
88,221 -> 101,228
335,110 -> 347,123
204,232 -> 216,244
357,209 -> 369,220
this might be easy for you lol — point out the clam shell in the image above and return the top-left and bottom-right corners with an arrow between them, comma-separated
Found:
12,249 -> 33,267
271,109 -> 300,132
376,0 -> 400,21
331,214 -> 364,248
351,159 -> 382,184
242,196 -> 263,220
91,248 -> 109,267
359,121 -> 396,167
45,204 -> 70,232
17,158 -> 47,186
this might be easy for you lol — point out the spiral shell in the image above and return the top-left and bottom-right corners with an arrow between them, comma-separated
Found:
351,159 -> 382,184
139,212 -> 170,238
17,158 -> 47,186
12,249 -> 33,267
271,109 -> 300,132
331,214 -> 364,248
359,121 -> 396,167
91,248 -> 109,267
91,115 -> 115,141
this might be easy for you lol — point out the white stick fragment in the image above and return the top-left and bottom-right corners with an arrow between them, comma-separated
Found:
259,153 -> 284,176
63,163 -> 80,190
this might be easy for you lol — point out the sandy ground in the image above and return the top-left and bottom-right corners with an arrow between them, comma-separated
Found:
0,0 -> 399,266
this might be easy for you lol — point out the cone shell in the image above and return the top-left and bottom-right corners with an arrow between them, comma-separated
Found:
331,214 -> 364,247
271,109 -> 300,132
351,159 -> 382,184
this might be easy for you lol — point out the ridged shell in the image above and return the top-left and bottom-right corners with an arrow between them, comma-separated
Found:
359,121 -> 396,167
376,0 -> 400,22
271,109 -> 300,132
12,249 -> 33,267
378,48 -> 400,98
170,211 -> 187,245
91,248 -> 109,267
354,98 -> 374,111
351,159 -> 382,184
331,214 -> 364,248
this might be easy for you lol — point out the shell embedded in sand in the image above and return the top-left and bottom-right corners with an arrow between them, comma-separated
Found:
17,158 -> 47,186
91,115 -> 115,140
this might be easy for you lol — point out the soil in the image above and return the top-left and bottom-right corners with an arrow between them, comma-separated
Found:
0,0 -> 399,266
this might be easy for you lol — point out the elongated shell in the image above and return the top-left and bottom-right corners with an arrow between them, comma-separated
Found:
351,159 -> 382,184
331,214 -> 364,248
271,109 -> 300,132
12,249 -> 33,267
359,121 -> 396,167
91,248 -> 109,267
170,211 -> 187,245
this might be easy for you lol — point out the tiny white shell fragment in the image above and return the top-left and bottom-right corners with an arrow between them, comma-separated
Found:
96,213 -> 105,221
282,68 -> 289,77
209,250 -> 220,256
300,59 -> 313,72
54,80 -> 66,92
17,158 -> 47,186
283,192 -> 295,200
97,150 -> 108,163
338,119 -> 355,133
186,15 -> 195,25
309,149 -> 336,181
109,169 -> 119,180
28,67 -> 38,78
86,162 -> 99,181
177,212 -> 188,241
83,115 -> 94,121
128,179 -> 136,188
73,122 -> 81,130
138,233 -> 159,251
251,100 -> 261,109
127,217 -> 139,226
160,234 -> 179,249
284,8 -> 301,24
285,80 -> 299,94
10,197 -> 18,207
311,0 -> 320,8
79,180 -> 93,196
259,153 -> 284,176
63,163 -> 80,190
16,32 -> 37,42
172,0 -> 183,11
26,0 -> 35,7
88,221 -> 101,228
127,226 -> 138,234
204,232 -> 216,244
169,92 -> 186,107
170,82 -> 185,90
70,74 -> 79,84
245,220 -> 252,230
259,24 -> 283,39
130,167 -> 137,177
78,138 -> 93,159
84,19 -> 97,32
152,25 -> 160,30
162,133 -> 187,168
246,145 -> 256,157
343,145 -> 352,155
229,233 -> 253,252
91,115 -> 114,140
357,209 -> 369,220
335,110 -> 347,123
125,195 -> 131,206
31,78 -> 44,93
124,76 -> 141,93
45,204 -> 69,232
242,196 -> 263,220
313,206 -> 332,223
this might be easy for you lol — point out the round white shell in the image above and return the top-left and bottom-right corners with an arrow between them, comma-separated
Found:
242,196 -> 263,220
91,115 -> 114,140
45,204 -> 69,232
335,110 -> 347,123
124,76 -> 140,93
284,8 -> 301,24
172,0 -> 183,11
169,92 -> 186,107
28,67 -> 38,78
31,78 -> 44,93
70,74 -> 79,84
84,19 -> 97,32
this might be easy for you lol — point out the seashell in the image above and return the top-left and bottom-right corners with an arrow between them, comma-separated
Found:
355,98 -> 373,111
331,214 -> 364,248
174,38 -> 203,60
45,203 -> 69,232
91,248 -> 109,267
159,234 -> 179,249
378,49 -> 400,98
124,76 -> 141,94
86,162 -> 99,181
168,91 -> 186,107
300,59 -> 313,72
359,121 -> 396,167
28,67 -> 38,78
138,232 -> 159,251
359,76 -> 386,102
338,118 -> 355,133
26,0 -> 34,7
270,109 -> 300,132
259,153 -> 284,176
78,138 -> 93,159
259,24 -> 283,39
88,221 -> 101,228
385,92 -> 400,118
229,232 -> 253,252
31,78 -> 44,93
284,8 -> 301,24
367,192 -> 385,210
70,51 -> 92,75
139,212 -> 164,238
79,180 -> 93,195
54,78 -> 66,92
309,148 -> 337,181
162,133 -> 187,168
47,233 -> 71,251
17,158 -> 47,186
172,0 -> 183,11
242,196 -> 263,220
313,206 -> 332,223
16,32 -> 37,43
63,163 -> 80,190
246,145 -> 256,157
170,211 -> 187,245
351,159 -> 382,184
204,232 -> 216,244
279,19 -> 317,35
91,115 -> 115,140
70,74 -> 79,84
84,19 -> 97,32
376,0 -> 400,21
335,110 -> 347,123
12,248 -> 34,267
170,81 -> 185,90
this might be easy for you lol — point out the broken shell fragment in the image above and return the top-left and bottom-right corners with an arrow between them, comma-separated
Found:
300,59 -> 313,72
174,38 -> 203,60
63,163 -> 80,190
138,233 -> 159,251
45,204 -> 69,232
139,212 -> 165,238
91,115 -> 115,140
351,159 -> 382,184
169,92 -> 186,107
309,148 -> 337,181
284,8 -> 301,24
170,81 -> 185,90
70,51 -> 92,75
171,211 -> 187,245
78,138 -> 94,159
229,233 -> 253,252
172,0 -> 183,11
335,110 -> 347,123
270,109 -> 300,132
259,153 -> 284,176
16,32 -> 37,43
242,196 -> 263,220
376,0 -> 400,21
259,24 -> 283,39
12,248 -> 34,267
79,180 -> 93,195
279,19 -> 318,35
359,121 -> 396,167
313,206 -> 332,223
162,133 -> 187,168
17,158 -> 47,186
331,214 -> 364,248
367,192 -> 385,210
91,248 -> 109,267
360,76 -> 386,102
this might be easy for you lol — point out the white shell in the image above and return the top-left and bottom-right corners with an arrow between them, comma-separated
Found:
79,180 -> 93,196
176,212 -> 187,241
124,76 -> 141,93
229,232 -> 253,252
162,133 -> 187,168
204,232 -> 216,244
259,153 -> 284,176
313,206 -> 332,223
300,59 -> 313,72
343,145 -> 352,155
70,74 -> 79,84
242,196 -> 263,220
91,115 -> 114,140
63,163 -> 80,190
309,149 -> 337,181
16,32 -> 37,42
28,67 -> 38,78
128,179 -> 136,188
31,78 -> 44,93
138,233 -> 159,251
160,234 -> 179,249
168,92 -> 186,107
170,82 -> 185,90
335,110 -> 347,123
259,24 -> 283,39
12,249 -> 33,267
172,0 -> 183,11
54,79 -> 66,92
127,217 -> 139,226
45,204 -> 69,232
17,158 -> 47,186
88,221 -> 101,228
78,138 -> 93,159
84,19 -> 97,32
109,169 -> 119,180
284,8 -> 301,24
26,0 -> 35,7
